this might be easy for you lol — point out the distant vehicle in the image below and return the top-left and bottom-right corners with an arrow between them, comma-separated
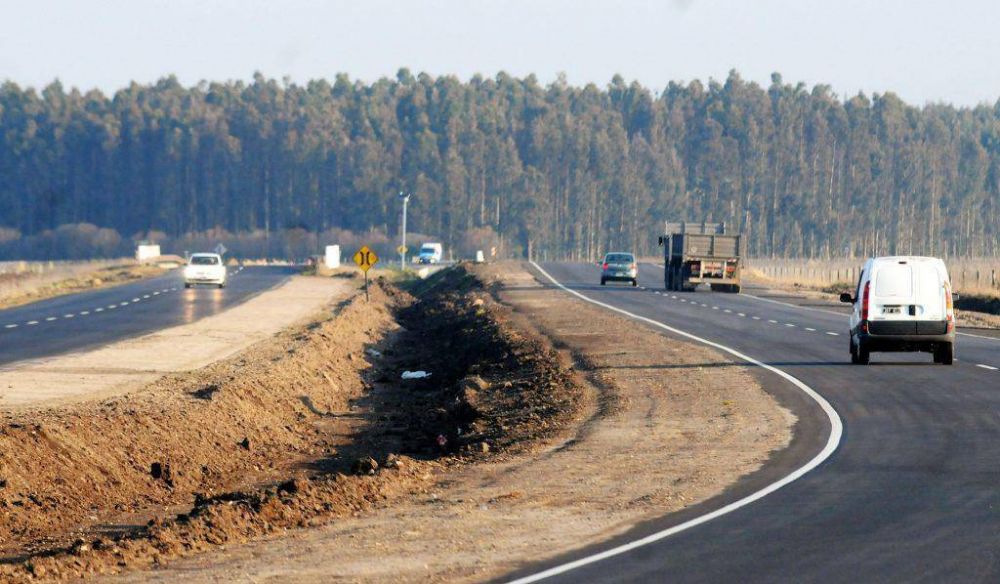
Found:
840,256 -> 956,365
659,221 -> 742,293
600,252 -> 638,287
184,253 -> 227,289
418,243 -> 443,264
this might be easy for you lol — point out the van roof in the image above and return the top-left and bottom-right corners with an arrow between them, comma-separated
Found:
870,256 -> 945,266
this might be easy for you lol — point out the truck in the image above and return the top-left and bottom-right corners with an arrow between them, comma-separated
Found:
417,242 -> 443,264
658,221 -> 743,293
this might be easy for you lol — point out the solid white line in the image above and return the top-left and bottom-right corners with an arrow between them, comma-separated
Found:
976,364 -> 999,371
515,262 -> 843,584
958,331 -> 1000,341
744,292 -> 999,343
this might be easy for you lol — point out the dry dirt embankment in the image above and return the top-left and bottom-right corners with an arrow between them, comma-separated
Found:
0,267 -> 583,582
82,262 -> 794,584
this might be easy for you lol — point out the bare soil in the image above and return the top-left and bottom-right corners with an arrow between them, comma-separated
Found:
94,262 -> 793,583
0,267 -> 586,582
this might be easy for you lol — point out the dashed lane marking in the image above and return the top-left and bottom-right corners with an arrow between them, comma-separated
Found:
826,332 -> 839,336
976,364 -> 998,371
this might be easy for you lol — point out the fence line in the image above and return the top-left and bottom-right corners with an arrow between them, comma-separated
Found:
747,257 -> 1000,296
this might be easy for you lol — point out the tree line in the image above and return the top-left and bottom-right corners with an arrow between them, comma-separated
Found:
0,69 -> 998,260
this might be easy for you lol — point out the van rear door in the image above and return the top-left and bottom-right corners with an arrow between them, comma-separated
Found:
871,260 -> 945,325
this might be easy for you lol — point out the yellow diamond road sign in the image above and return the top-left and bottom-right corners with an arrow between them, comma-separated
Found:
397,244 -> 408,254
353,245 -> 378,273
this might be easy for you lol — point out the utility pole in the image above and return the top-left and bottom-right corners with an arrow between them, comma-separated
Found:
399,191 -> 411,270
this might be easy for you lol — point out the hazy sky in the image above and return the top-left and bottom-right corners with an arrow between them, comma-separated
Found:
2,0 -> 1000,106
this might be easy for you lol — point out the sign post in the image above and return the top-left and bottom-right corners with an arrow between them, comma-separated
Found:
352,245 -> 379,301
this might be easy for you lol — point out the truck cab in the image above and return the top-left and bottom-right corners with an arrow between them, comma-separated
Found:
418,243 -> 443,264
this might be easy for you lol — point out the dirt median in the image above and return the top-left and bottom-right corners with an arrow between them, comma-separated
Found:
0,268 -> 587,582
93,262 -> 793,583
0,276 -> 350,409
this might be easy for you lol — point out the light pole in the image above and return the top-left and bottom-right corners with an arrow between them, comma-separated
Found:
399,191 -> 411,270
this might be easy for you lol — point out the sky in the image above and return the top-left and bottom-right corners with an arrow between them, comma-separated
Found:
2,0 -> 1000,106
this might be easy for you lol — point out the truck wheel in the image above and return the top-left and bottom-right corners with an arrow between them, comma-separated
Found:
935,343 -> 954,365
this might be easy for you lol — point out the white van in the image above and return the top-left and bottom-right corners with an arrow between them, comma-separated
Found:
840,256 -> 956,365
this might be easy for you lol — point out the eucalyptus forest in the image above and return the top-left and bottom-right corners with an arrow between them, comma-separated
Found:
0,69 -> 997,260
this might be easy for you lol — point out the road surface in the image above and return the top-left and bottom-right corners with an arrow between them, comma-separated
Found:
0,266 -> 296,367
506,261 -> 1000,583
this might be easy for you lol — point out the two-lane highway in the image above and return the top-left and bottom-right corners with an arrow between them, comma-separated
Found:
0,266 -> 298,367
507,262 -> 1000,583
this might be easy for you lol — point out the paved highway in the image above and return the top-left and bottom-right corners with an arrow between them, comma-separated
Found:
506,261 -> 1000,583
0,266 -> 297,367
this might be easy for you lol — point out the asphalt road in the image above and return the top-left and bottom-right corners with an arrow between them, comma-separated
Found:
0,266 -> 297,367
505,262 -> 1000,584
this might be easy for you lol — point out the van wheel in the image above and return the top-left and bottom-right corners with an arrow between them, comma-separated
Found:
934,343 -> 954,365
851,339 -> 869,365
730,285 -> 741,294
632,279 -> 638,287
600,278 -> 606,286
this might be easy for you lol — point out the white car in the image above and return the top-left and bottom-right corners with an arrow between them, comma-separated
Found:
184,253 -> 228,288
841,256 -> 956,365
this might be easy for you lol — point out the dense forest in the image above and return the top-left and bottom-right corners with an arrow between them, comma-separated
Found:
0,69 -> 998,260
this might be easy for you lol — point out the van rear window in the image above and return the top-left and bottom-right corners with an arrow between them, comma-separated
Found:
875,265 -> 912,297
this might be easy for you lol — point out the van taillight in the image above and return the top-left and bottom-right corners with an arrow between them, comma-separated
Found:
861,281 -> 871,322
945,284 -> 955,331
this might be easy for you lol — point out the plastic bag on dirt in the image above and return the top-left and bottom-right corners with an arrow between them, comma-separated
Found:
401,371 -> 432,379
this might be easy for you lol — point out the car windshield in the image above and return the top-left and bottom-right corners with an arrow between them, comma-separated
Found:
605,254 -> 634,264
190,256 -> 219,265
420,246 -> 436,253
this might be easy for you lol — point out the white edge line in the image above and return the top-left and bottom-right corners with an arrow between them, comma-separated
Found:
511,262 -> 844,584
976,364 -> 998,371
744,292 -> 999,343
